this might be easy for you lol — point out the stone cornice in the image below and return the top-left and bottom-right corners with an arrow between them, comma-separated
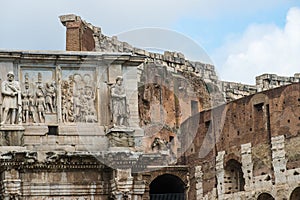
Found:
0,50 -> 145,66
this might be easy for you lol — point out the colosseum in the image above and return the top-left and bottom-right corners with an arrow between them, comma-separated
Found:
0,14 -> 299,200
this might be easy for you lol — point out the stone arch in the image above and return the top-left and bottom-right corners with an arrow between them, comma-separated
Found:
149,174 -> 185,200
224,159 -> 245,194
257,193 -> 274,200
290,187 -> 300,200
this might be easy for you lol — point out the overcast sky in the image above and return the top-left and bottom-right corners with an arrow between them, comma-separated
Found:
1,1 -> 300,84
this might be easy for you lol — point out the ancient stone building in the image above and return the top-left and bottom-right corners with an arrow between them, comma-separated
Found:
0,14 -> 299,200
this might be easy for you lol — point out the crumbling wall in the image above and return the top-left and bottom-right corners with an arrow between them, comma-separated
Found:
256,73 -> 300,92
185,83 -> 300,199
221,81 -> 257,102
59,14 -> 300,107
59,14 -> 224,106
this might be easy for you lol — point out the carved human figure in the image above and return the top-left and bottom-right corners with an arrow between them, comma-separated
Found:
21,83 -> 30,123
35,85 -> 46,123
1,71 -> 21,125
73,91 -> 82,121
83,86 -> 97,122
61,96 -> 68,123
28,95 -> 36,123
111,76 -> 129,127
45,82 -> 56,113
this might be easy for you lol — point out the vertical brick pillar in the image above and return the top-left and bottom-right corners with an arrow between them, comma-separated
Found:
59,14 -> 95,51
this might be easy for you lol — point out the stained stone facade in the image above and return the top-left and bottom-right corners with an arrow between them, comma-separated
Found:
0,14 -> 299,200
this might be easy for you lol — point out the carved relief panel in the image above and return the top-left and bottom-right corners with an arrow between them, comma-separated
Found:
20,68 -> 57,124
19,67 -> 99,125
61,69 -> 98,123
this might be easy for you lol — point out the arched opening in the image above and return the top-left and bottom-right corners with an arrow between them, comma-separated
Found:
290,187 -> 300,200
257,193 -> 274,200
224,159 -> 245,194
150,174 -> 185,200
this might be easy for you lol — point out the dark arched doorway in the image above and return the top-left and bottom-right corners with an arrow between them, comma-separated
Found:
290,187 -> 300,200
224,159 -> 245,194
150,174 -> 185,200
257,193 -> 274,200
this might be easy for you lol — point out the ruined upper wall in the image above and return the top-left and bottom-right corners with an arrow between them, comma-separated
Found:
59,14 -> 300,105
59,14 -> 220,85
256,73 -> 300,92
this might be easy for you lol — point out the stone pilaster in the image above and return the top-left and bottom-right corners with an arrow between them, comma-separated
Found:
0,169 -> 21,199
111,169 -> 134,200
241,143 -> 253,191
271,135 -> 287,185
216,151 -> 225,200
195,166 -> 203,200
132,174 -> 146,200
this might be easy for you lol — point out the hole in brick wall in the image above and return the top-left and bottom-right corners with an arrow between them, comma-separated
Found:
265,175 -> 271,181
237,131 -> 240,136
249,128 -> 252,131
298,117 -> 300,120
288,119 -> 290,123
205,120 -> 211,129
254,103 -> 264,111
47,126 -> 58,135
191,100 -> 199,115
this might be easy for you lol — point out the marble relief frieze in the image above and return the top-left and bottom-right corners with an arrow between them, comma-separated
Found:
14,67 -> 101,125
20,69 -> 57,124
61,69 -> 98,123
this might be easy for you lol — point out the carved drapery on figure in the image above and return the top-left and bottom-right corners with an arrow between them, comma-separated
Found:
19,70 -> 97,124
110,76 -> 130,127
1,71 -> 22,125
21,73 -> 35,123
61,73 -> 97,123
20,72 -> 57,124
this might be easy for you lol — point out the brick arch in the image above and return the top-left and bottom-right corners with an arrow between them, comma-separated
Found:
290,186 -> 300,200
225,153 -> 241,164
257,192 -> 274,200
251,93 -> 269,106
149,173 -> 186,200
141,169 -> 188,200
147,170 -> 189,187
